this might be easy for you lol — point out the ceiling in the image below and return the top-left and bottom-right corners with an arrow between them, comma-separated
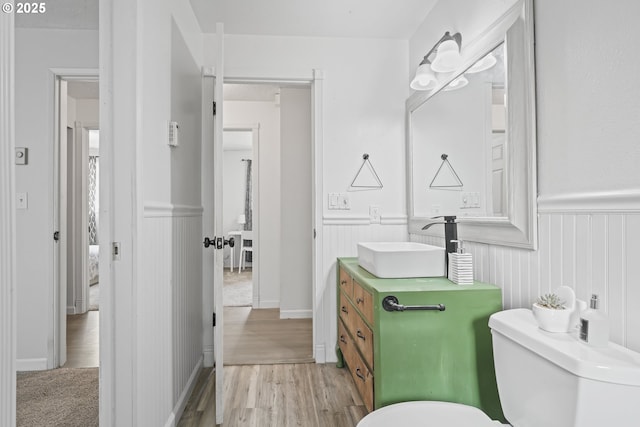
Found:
224,83 -> 280,102
189,0 -> 438,39
67,81 -> 99,100
15,0 -> 438,40
15,0 -> 98,29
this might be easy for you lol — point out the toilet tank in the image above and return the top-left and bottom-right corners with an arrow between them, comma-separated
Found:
489,309 -> 640,427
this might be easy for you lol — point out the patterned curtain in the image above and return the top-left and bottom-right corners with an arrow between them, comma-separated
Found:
244,159 -> 253,230
243,159 -> 253,262
88,156 -> 99,245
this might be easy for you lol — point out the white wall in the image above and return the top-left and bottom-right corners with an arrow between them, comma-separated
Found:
280,87 -> 313,317
409,0 -> 640,353
224,100 -> 281,306
136,2 -> 204,424
212,34 -> 410,361
14,28 -> 98,369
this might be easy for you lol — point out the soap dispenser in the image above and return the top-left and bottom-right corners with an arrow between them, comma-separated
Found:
448,240 -> 473,285
579,294 -> 609,347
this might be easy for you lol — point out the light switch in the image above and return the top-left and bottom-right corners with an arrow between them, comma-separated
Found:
328,193 -> 339,210
16,192 -> 27,209
15,147 -> 28,165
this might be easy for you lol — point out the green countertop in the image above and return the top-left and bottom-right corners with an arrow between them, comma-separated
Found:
338,257 -> 499,294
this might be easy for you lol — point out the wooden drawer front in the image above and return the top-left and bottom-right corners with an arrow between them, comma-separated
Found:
349,345 -> 374,413
339,267 -> 353,299
339,292 -> 354,332
353,280 -> 374,325
338,318 -> 355,367
352,314 -> 373,370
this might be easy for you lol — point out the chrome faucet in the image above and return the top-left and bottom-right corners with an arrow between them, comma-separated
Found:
422,215 -> 457,276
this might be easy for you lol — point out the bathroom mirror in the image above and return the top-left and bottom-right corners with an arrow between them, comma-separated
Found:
407,0 -> 537,249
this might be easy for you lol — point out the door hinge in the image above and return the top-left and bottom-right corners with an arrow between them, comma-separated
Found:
212,101 -> 217,116
212,312 -> 216,327
113,242 -> 121,260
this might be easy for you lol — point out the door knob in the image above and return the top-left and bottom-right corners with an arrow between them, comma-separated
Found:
203,236 -> 235,249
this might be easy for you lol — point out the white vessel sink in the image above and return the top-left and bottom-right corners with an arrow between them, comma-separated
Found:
357,242 -> 445,279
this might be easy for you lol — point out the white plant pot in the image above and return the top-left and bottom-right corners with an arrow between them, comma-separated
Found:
532,303 -> 573,333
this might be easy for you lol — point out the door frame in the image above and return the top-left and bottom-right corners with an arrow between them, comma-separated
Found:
224,71 -> 325,361
223,124 -> 261,306
51,70 -> 99,368
1,6 -> 17,425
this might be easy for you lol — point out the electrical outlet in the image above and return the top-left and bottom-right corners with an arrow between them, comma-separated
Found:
369,205 -> 381,224
338,193 -> 351,210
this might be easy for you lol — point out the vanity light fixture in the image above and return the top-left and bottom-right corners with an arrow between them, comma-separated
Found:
466,52 -> 497,74
443,75 -> 468,91
410,31 -> 463,91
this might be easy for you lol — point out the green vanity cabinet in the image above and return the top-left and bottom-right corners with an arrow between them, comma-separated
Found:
336,257 -> 504,421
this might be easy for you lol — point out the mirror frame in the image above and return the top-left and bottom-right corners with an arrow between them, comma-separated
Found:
406,0 -> 537,249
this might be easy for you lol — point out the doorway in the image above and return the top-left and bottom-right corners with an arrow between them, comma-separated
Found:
222,128 -> 257,309
59,79 -> 101,369
221,82 -> 315,365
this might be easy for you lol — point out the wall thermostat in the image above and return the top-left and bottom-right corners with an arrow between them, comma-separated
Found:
15,147 -> 28,165
168,122 -> 179,147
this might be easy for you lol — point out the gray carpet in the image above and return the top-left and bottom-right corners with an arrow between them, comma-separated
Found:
224,269 -> 253,307
88,283 -> 99,311
17,367 -> 98,427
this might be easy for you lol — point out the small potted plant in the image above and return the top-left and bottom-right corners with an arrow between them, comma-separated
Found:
532,290 -> 575,333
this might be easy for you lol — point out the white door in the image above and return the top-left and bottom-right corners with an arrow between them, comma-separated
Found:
201,23 -> 226,425
54,77 -> 68,368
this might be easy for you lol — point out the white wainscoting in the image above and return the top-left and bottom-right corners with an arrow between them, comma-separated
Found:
319,216 -> 408,363
411,209 -> 640,353
140,204 -> 203,426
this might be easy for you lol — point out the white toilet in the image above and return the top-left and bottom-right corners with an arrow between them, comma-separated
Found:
357,308 -> 640,427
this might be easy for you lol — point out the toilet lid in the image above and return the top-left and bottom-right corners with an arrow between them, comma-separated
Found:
356,401 -> 499,427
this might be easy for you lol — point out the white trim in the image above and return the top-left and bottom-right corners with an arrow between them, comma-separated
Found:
68,305 -> 77,315
315,344 -> 326,364
16,358 -> 48,372
164,356 -> 203,427
258,300 -> 280,309
280,309 -> 313,319
538,190 -> 640,213
323,214 -> 408,226
1,7 -> 16,425
143,203 -> 204,217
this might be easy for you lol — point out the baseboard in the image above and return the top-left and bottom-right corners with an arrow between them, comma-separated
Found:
67,305 -> 76,315
258,300 -> 280,309
16,358 -> 48,371
203,346 -> 215,368
315,344 -> 326,364
165,355 -> 204,427
280,309 -> 312,319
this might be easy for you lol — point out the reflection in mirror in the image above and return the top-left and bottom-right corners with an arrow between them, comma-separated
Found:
412,43 -> 506,219
407,0 -> 537,249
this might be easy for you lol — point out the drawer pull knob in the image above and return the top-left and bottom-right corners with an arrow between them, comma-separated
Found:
356,330 -> 366,341
341,306 -> 348,314
356,368 -> 366,381
356,297 -> 364,304
340,335 -> 347,344
382,295 -> 445,312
